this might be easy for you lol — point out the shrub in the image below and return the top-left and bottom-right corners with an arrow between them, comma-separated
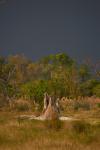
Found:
20,80 -> 48,107
74,102 -> 90,111
80,79 -> 99,96
14,100 -> 31,112
93,84 -> 100,97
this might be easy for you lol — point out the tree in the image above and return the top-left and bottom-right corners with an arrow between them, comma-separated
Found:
8,54 -> 29,83
21,80 -> 48,106
80,79 -> 99,96
79,64 -> 91,82
0,58 -> 16,104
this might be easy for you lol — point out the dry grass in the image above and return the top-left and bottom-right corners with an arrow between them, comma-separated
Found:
60,97 -> 100,119
0,111 -> 100,150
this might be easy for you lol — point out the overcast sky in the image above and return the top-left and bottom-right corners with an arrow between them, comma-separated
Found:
0,0 -> 100,62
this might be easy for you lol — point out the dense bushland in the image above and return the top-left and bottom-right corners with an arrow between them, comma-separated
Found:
0,53 -> 100,109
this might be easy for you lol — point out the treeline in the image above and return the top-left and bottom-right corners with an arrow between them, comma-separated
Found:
0,53 -> 100,107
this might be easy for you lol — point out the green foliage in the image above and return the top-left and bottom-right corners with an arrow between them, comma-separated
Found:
93,84 -> 100,97
21,80 -> 48,105
97,103 -> 100,108
53,53 -> 74,66
0,52 -> 99,108
40,53 -> 74,66
32,80 -> 48,104
47,79 -> 66,97
6,84 -> 16,98
80,79 -> 99,96
79,64 -> 91,82
21,82 -> 35,100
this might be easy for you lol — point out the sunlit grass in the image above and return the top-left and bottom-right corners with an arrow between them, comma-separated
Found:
0,112 -> 100,150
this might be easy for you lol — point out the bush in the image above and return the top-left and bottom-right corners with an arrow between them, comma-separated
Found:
14,100 -> 31,112
80,79 -> 99,96
21,80 -> 48,107
93,84 -> 100,97
74,102 -> 90,111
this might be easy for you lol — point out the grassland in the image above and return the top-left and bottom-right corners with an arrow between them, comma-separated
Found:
0,110 -> 100,150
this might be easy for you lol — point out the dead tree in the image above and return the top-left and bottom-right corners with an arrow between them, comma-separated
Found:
42,92 -> 50,113
43,94 -> 60,120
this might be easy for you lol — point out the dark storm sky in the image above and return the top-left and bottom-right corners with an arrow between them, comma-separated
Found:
0,0 -> 100,62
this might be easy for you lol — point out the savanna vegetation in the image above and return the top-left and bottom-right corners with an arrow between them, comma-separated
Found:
0,53 -> 99,108
0,53 -> 100,150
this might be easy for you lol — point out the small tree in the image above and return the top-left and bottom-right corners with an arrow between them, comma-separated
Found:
21,80 -> 48,107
